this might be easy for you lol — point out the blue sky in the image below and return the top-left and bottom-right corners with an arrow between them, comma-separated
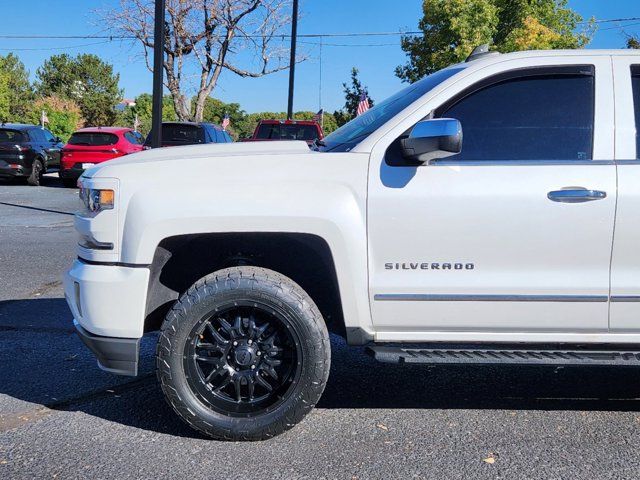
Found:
0,0 -> 638,113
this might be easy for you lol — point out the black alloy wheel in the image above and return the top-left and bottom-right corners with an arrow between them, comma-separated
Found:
184,301 -> 302,417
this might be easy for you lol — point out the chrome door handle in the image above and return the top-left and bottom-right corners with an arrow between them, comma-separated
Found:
547,188 -> 607,203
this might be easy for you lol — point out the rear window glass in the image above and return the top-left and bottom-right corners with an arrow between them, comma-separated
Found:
0,129 -> 24,142
68,132 -> 118,146
256,124 -> 318,141
162,124 -> 204,144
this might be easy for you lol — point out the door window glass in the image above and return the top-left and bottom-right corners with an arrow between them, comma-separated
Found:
438,68 -> 595,161
124,131 -> 144,145
41,129 -> 55,142
29,128 -> 44,142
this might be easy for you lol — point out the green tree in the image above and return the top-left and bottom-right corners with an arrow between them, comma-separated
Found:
629,35 -> 640,49
0,54 -> 34,121
27,96 -> 83,141
36,54 -> 122,126
0,70 -> 10,122
115,93 -> 177,136
196,97 -> 246,140
333,68 -> 375,127
396,0 -> 592,82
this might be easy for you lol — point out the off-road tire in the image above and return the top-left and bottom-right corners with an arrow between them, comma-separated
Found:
156,266 -> 331,441
27,159 -> 43,186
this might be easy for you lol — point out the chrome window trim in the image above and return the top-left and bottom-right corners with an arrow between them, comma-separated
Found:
428,159 -> 616,166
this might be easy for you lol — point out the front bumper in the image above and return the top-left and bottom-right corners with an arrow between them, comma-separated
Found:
64,259 -> 150,375
74,320 -> 140,376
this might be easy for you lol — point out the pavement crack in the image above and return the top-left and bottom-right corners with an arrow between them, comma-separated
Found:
0,201 -> 75,216
30,280 -> 63,298
46,373 -> 156,410
0,325 -> 75,334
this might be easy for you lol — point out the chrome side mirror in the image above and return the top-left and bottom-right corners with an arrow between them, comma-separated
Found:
400,118 -> 462,164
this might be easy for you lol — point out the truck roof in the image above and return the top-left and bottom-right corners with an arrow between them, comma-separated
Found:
0,123 -> 39,131
464,48 -> 640,68
257,119 -> 320,126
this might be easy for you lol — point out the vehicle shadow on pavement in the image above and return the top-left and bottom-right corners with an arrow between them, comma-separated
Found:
0,174 -> 72,189
4,297 -> 640,440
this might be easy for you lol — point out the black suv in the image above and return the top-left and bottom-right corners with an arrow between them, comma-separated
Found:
0,123 -> 64,186
144,122 -> 233,148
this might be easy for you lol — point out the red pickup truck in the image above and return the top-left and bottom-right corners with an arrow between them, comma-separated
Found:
243,119 -> 323,145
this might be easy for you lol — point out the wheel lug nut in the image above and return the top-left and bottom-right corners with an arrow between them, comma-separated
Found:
233,341 -> 238,346
251,365 -> 256,370
257,351 -> 262,356
248,340 -> 252,345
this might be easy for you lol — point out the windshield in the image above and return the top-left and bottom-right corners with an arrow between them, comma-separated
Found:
256,124 -> 319,141
68,132 -> 118,146
322,66 -> 464,151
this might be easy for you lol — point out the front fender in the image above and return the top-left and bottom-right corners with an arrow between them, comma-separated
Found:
119,161 -> 372,338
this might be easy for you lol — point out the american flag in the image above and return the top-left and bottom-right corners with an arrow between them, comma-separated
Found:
356,92 -> 370,116
221,113 -> 230,131
312,109 -> 324,124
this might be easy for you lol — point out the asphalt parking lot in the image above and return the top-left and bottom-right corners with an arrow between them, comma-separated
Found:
3,175 -> 640,479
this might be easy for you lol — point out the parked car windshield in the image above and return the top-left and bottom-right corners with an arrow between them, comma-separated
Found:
0,129 -> 24,143
68,132 -> 118,146
321,66 -> 465,152
256,124 -> 319,141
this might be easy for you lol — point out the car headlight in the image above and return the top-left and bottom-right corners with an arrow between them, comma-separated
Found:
79,186 -> 115,213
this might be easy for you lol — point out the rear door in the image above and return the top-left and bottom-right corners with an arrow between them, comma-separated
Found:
610,57 -> 640,330
0,129 -> 26,165
367,56 -> 616,339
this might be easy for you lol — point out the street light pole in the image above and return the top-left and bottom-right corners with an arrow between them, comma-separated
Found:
286,0 -> 299,120
151,0 -> 166,148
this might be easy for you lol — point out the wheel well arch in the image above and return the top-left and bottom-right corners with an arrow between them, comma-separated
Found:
143,232 -> 346,338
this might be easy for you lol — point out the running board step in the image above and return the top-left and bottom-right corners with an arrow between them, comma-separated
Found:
366,345 -> 640,366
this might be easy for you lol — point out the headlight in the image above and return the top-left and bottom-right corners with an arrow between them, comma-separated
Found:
79,186 -> 115,213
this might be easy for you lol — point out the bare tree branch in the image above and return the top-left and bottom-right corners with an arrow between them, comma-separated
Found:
100,0 -> 299,121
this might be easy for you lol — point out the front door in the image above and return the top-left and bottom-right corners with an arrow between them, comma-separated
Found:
368,57 -> 616,338
41,129 -> 61,167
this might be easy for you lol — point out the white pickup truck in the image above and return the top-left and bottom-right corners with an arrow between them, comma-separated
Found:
65,48 -> 640,440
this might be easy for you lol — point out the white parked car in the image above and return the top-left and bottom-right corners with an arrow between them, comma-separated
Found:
65,47 -> 640,440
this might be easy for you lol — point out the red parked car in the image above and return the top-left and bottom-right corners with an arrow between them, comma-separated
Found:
243,119 -> 324,146
59,127 -> 145,187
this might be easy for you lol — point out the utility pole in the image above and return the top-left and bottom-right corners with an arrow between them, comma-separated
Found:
150,0 -> 166,148
286,0 -> 299,120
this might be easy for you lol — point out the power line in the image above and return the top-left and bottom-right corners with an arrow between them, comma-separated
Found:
0,40 -> 112,51
299,40 -> 399,47
0,17 -> 639,41
599,21 -> 640,32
